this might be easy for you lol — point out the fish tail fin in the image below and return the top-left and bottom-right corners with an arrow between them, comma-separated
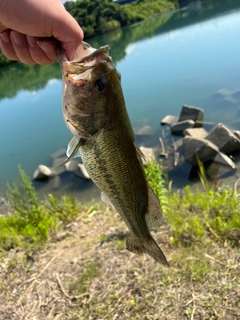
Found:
126,233 -> 169,267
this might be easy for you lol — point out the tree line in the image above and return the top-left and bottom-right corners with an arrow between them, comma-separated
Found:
0,0 -> 176,66
64,0 -> 176,38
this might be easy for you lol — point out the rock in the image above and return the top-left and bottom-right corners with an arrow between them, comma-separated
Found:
213,152 -> 236,169
233,130 -> 240,140
135,125 -> 153,136
184,127 -> 208,139
64,160 -> 79,172
0,197 -> 10,216
51,157 -> 66,174
52,175 -> 61,190
231,90 -> 240,101
206,123 -> 240,154
52,157 -> 66,167
178,105 -> 204,123
216,96 -> 238,108
161,115 -> 178,125
75,164 -> 91,180
183,136 -> 219,166
212,89 -> 231,100
139,146 -> 156,164
171,120 -> 195,135
194,121 -> 214,130
51,148 -> 66,159
33,165 -> 53,180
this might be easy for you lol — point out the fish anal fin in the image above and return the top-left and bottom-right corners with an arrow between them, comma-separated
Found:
126,233 -> 169,267
126,233 -> 146,255
145,186 -> 164,231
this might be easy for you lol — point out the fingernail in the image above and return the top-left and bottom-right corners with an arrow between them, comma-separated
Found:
27,36 -> 36,48
11,31 -> 22,45
0,32 -> 10,44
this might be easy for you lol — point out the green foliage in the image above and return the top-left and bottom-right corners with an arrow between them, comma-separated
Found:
0,52 -> 14,66
0,62 -> 61,100
64,0 -> 175,38
123,0 -> 175,23
0,167 -> 81,251
144,161 -> 240,248
46,194 -> 80,224
1,160 -> 239,256
144,160 -> 169,214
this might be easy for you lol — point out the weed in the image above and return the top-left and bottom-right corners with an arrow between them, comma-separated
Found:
144,160 -> 169,214
0,167 -> 81,252
68,261 -> 100,294
144,161 -> 240,248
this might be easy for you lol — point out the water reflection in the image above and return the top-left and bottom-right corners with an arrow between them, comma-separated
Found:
1,0 -> 240,201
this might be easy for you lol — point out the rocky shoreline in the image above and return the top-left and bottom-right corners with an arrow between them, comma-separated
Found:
31,99 -> 240,194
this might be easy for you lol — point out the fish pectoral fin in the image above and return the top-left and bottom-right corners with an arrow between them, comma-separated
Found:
62,137 -> 81,165
145,186 -> 164,231
66,136 -> 81,159
101,192 -> 113,206
126,233 -> 169,267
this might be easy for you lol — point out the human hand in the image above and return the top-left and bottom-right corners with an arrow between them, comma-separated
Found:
0,0 -> 83,65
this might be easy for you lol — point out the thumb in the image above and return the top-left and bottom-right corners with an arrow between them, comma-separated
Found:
53,11 -> 84,61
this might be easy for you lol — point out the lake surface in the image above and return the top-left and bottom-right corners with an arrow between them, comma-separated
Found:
1,0 -> 240,202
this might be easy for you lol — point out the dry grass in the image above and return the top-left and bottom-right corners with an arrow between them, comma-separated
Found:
0,206 -> 239,320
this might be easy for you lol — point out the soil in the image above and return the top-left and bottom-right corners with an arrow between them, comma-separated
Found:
0,208 -> 239,320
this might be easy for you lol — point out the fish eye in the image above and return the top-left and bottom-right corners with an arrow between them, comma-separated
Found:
94,79 -> 105,92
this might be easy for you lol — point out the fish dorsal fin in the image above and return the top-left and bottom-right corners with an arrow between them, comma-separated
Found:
63,136 -> 81,165
101,192 -> 112,206
145,186 -> 164,231
134,142 -> 146,163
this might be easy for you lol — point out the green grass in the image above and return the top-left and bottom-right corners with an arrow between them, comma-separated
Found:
0,166 -> 83,251
0,162 -> 239,254
144,160 -> 240,248
0,164 -> 239,319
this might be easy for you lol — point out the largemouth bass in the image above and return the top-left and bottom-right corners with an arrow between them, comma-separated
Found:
58,42 -> 169,266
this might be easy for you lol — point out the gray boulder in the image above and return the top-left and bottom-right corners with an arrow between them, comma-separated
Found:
64,160 -> 79,172
183,136 -> 219,166
33,165 -> 53,180
184,127 -> 208,139
212,89 -> 231,101
75,164 -> 91,180
216,96 -> 238,108
135,125 -> 153,136
213,152 -> 236,170
206,123 -> 240,154
52,175 -> 61,190
178,105 -> 204,123
232,90 -> 240,101
51,148 -> 66,159
171,120 -> 195,135
161,115 -> 179,126
139,146 -> 156,165
51,157 -> 67,174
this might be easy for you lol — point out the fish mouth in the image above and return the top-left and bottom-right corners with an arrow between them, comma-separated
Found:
57,41 -> 110,73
